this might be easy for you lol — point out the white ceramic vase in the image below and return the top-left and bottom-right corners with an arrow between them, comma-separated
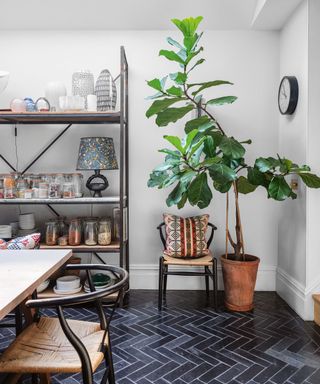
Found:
45,81 -> 67,111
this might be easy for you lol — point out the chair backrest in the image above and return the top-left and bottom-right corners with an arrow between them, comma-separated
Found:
26,264 -> 128,384
157,221 -> 217,249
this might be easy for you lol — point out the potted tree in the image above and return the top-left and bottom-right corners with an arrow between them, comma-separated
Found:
146,16 -> 320,311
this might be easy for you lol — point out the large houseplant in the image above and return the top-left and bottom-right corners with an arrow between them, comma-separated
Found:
146,16 -> 320,311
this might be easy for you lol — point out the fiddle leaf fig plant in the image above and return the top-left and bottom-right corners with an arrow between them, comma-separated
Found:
146,16 -> 320,260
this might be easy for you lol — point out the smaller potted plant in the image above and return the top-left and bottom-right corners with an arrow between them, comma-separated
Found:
146,16 -> 320,311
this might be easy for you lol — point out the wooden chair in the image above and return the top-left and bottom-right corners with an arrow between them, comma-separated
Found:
0,264 -> 128,384
158,222 -> 218,310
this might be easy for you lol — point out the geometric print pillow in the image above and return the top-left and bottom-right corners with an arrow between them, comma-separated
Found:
0,233 -> 41,250
163,214 -> 209,258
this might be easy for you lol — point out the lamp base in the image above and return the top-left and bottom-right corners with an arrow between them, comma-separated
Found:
86,170 -> 109,198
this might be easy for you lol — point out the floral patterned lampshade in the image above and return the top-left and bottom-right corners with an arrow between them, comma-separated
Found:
77,137 -> 118,170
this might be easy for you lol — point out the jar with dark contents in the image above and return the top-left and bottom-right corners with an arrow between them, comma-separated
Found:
45,221 -> 59,246
68,219 -> 82,246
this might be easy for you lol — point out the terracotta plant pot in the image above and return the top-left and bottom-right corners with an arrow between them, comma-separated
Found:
220,254 -> 260,312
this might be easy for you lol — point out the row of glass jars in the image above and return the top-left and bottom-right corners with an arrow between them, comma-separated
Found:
0,172 -> 83,199
45,217 -> 114,247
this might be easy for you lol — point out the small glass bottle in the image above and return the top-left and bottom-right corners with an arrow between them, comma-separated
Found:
16,178 -> 27,199
72,173 -> 83,198
0,178 -> 4,198
68,219 -> 82,246
39,182 -> 49,199
84,220 -> 98,246
98,219 -> 112,245
4,175 -> 16,199
45,221 -> 59,246
55,173 -> 65,196
63,182 -> 75,198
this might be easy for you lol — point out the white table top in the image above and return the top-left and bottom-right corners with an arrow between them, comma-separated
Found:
0,250 -> 72,320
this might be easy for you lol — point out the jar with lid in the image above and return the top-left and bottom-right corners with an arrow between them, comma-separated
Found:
84,219 -> 98,246
55,173 -> 65,196
16,178 -> 27,199
68,219 -> 82,246
45,221 -> 59,246
72,173 -> 83,198
63,182 -> 75,198
98,218 -> 112,245
39,182 -> 49,199
49,181 -> 61,198
4,175 -> 16,199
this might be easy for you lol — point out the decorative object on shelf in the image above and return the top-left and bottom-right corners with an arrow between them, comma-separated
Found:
45,221 -> 58,246
35,97 -> 50,112
0,71 -> 9,94
95,69 -> 117,111
10,98 -> 26,112
45,81 -> 67,111
72,173 -> 83,197
278,76 -> 299,115
98,218 -> 112,245
86,94 -> 97,112
36,279 -> 50,293
0,233 -> 40,250
59,95 -> 85,111
77,137 -> 118,197
72,69 -> 94,109
56,275 -> 80,291
24,98 -> 36,112
68,219 -> 81,246
19,213 -> 35,230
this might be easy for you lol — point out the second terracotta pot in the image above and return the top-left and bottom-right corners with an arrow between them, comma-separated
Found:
221,254 -> 260,312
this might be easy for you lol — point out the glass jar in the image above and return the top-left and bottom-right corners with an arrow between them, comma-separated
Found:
4,175 -> 16,199
16,178 -> 27,199
39,182 -> 49,199
84,219 -> 98,246
55,173 -> 65,196
98,219 -> 112,245
113,207 -> 120,240
24,189 -> 33,199
72,173 -> 83,198
45,221 -> 59,246
68,219 -> 82,246
62,182 -> 75,198
0,178 -> 4,198
49,182 -> 61,199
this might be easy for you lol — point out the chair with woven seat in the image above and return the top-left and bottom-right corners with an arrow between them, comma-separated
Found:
158,221 -> 218,310
0,264 -> 128,384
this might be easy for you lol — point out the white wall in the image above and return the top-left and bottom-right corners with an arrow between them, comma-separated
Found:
0,30 -> 279,290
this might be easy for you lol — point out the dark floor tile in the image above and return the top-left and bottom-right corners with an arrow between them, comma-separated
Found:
289,366 -> 317,384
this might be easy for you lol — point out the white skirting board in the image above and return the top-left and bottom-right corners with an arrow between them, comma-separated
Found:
129,264 -> 276,291
276,267 -> 320,320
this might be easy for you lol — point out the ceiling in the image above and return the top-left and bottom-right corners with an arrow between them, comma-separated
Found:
0,0 -> 303,30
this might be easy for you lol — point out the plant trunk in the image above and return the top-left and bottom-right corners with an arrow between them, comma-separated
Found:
231,181 -> 244,261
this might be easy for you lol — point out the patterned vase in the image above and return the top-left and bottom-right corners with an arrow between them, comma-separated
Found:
72,70 -> 94,109
94,69 -> 117,111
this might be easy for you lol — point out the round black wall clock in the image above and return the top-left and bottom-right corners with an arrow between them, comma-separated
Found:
278,76 -> 299,115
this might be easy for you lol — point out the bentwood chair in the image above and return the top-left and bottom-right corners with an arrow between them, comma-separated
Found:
158,222 -> 218,310
0,264 -> 128,384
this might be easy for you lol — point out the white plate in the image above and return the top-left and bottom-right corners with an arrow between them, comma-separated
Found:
37,279 -> 50,293
53,285 -> 82,295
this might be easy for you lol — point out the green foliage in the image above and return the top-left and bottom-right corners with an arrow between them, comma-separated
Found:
146,15 -> 320,213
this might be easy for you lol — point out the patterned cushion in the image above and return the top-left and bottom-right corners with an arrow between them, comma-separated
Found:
163,214 -> 209,258
0,233 -> 41,250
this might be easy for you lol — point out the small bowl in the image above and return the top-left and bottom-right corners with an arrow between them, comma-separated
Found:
37,279 -> 50,293
56,275 -> 80,291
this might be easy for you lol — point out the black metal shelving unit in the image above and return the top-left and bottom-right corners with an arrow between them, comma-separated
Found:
0,46 -> 129,276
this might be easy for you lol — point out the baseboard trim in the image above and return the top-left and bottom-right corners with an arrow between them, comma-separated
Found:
129,263 -> 276,291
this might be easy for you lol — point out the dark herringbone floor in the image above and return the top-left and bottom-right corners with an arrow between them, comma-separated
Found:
1,291 -> 320,384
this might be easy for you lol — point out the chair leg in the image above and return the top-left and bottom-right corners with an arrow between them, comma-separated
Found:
163,265 -> 168,296
213,260 -> 218,311
39,374 -> 51,384
205,267 -> 209,297
158,257 -> 164,310
106,338 -> 115,384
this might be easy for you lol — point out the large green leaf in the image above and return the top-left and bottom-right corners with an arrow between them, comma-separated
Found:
188,58 -> 205,73
185,47 -> 203,65
188,173 -> 212,208
247,167 -> 269,188
203,136 -> 216,158
187,137 -> 206,159
164,135 -> 185,154
184,129 -> 199,151
237,176 -> 257,194
219,136 -> 245,159
146,98 -> 183,118
188,80 -> 233,96
254,158 -> 272,173
166,86 -> 183,97
172,16 -> 203,37
158,149 -> 181,158
206,96 -> 237,106
156,105 -> 194,127
166,182 -> 187,207
268,176 -> 293,201
209,163 -> 237,184
147,171 -> 168,188
298,173 -> 320,188
208,131 -> 223,147
147,78 -> 162,92
184,116 -> 215,134
167,37 -> 184,50
159,49 -> 185,64
213,180 -> 232,193
170,72 -> 188,85
177,193 -> 188,209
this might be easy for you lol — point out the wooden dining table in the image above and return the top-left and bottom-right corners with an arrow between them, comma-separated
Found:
0,249 -> 72,321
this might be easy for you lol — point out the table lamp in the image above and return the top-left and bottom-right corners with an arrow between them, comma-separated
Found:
77,137 -> 118,197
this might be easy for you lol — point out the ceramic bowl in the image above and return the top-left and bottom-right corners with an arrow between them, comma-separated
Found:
56,275 -> 80,291
37,279 -> 50,293
0,71 -> 9,94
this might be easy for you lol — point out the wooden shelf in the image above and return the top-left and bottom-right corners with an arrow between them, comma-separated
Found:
0,196 -> 124,205
38,287 -> 120,303
40,241 -> 120,253
0,111 -> 121,124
